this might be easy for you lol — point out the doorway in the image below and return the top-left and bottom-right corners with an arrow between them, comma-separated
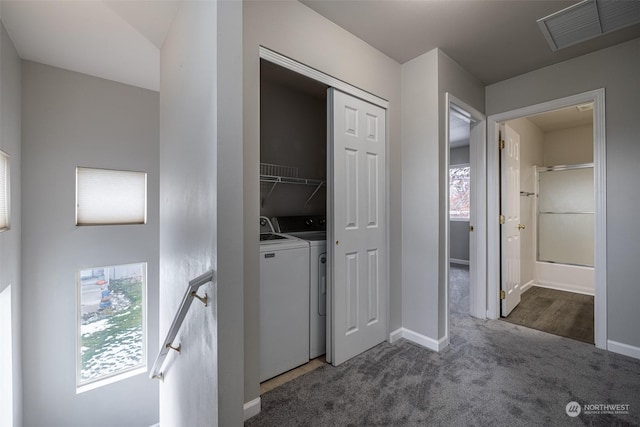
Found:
445,94 -> 486,339
487,89 -> 607,349
498,107 -> 595,344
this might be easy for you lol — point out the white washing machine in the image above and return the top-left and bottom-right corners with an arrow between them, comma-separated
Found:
272,216 -> 327,359
259,217 -> 310,381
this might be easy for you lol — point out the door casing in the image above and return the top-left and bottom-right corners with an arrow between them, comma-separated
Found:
486,89 -> 607,349
444,93 -> 487,344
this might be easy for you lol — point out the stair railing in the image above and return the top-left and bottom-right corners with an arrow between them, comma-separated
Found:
150,269 -> 215,380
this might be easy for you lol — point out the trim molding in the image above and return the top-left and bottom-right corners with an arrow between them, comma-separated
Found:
243,397 -> 261,421
608,340 -> 640,361
535,280 -> 594,296
450,258 -> 470,266
446,93 -> 488,330
486,89 -> 606,350
389,328 -> 449,351
259,46 -> 389,109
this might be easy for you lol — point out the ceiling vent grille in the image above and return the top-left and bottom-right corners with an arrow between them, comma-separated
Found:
538,0 -> 640,51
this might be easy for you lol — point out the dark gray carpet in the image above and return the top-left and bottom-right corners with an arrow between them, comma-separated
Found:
246,265 -> 640,426
502,286 -> 594,344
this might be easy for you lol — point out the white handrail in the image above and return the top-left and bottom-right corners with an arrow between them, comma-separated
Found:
150,269 -> 216,380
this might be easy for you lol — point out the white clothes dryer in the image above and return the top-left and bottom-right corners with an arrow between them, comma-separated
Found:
272,216 -> 327,359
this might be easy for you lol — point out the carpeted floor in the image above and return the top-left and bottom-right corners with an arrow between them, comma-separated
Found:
502,286 -> 594,344
246,265 -> 640,426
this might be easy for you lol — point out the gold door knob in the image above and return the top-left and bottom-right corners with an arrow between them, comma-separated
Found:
469,225 -> 474,232
517,224 -> 526,230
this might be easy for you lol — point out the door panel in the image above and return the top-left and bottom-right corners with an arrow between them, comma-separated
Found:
501,124 -> 522,316
329,88 -> 387,365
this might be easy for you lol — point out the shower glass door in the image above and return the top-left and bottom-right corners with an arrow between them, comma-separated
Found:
537,164 -> 594,267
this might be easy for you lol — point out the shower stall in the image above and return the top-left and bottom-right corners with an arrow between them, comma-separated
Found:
535,163 -> 594,294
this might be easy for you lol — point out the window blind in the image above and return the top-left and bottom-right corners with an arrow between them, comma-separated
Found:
76,167 -> 147,225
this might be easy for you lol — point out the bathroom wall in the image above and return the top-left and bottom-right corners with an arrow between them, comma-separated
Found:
543,124 -> 593,166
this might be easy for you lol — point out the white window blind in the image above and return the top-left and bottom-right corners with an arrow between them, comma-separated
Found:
76,167 -> 147,225
0,151 -> 9,231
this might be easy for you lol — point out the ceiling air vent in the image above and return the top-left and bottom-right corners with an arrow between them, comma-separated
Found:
538,0 -> 640,51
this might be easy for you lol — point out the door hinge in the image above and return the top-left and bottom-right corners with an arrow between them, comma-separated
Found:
499,214 -> 505,224
500,290 -> 506,300
499,139 -> 505,150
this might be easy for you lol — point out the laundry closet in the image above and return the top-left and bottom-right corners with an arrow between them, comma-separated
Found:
258,60 -> 329,382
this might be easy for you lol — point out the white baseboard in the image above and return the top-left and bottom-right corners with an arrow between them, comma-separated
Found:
450,258 -> 469,266
389,327 -> 449,351
243,397 -> 261,421
389,328 -> 403,343
521,280 -> 535,293
607,340 -> 640,361
535,280 -> 595,296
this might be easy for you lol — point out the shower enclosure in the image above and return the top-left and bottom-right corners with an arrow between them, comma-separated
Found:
535,163 -> 594,294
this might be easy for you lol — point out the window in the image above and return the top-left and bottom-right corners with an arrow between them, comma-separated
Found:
78,262 -> 146,391
76,167 -> 147,225
0,150 -> 9,231
449,165 -> 470,220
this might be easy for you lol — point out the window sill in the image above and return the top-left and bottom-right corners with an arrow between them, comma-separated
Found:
76,366 -> 147,394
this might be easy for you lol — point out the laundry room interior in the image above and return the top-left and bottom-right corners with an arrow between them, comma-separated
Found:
258,59 -> 330,389
260,60 -> 328,218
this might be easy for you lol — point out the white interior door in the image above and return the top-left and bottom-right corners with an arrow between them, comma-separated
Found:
328,88 -> 387,366
501,123 -> 522,316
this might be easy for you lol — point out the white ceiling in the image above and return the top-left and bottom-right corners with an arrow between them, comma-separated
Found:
1,1 -> 639,91
525,104 -> 593,132
302,0 -> 640,84
0,0 -> 180,91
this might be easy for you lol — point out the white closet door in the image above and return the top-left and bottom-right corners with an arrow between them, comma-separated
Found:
328,88 -> 387,365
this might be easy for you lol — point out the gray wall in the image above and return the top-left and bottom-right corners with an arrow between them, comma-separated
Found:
244,0 -> 402,407
0,19 -> 21,427
260,72 -> 327,217
21,61 -> 159,427
402,48 -> 484,342
216,0 -> 245,423
437,51 -> 485,337
486,38 -> 640,349
159,1 -> 244,425
449,146 -> 470,263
